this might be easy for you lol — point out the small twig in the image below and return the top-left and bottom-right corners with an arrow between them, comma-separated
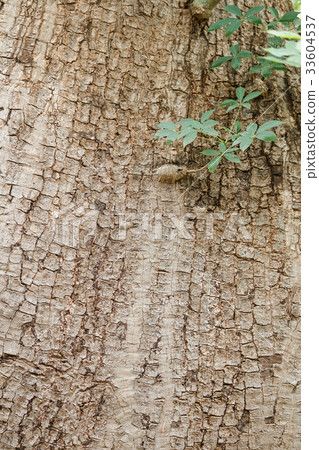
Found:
185,163 -> 209,174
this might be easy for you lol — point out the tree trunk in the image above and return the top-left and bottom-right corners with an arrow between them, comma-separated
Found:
0,0 -> 300,449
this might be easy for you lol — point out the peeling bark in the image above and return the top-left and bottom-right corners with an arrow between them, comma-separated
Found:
0,0 -> 300,449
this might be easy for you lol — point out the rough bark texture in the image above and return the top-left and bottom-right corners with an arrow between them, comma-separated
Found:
0,0 -> 300,449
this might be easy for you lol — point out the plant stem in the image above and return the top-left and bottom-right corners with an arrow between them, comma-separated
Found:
186,147 -> 231,175
197,136 -> 216,141
186,163 -> 210,174
242,20 -> 267,33
225,106 -> 241,143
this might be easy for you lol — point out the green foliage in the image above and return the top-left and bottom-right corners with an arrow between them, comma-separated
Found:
208,4 -> 301,76
210,45 -> 253,71
155,89 -> 283,173
153,4 -> 295,177
233,121 -> 283,150
207,5 -> 265,36
263,38 -> 301,67
291,0 -> 301,11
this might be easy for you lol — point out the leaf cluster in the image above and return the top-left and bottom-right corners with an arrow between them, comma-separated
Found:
208,5 -> 301,77
154,88 -> 283,173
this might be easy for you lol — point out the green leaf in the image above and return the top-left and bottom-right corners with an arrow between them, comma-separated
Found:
236,87 -> 245,102
166,131 -> 180,142
203,119 -> 218,127
178,118 -> 201,127
279,11 -> 299,23
242,102 -> 251,109
224,5 -> 242,17
191,122 -> 203,130
285,54 -> 301,67
260,65 -> 272,78
264,46 -> 292,57
246,123 -> 258,135
263,40 -> 301,68
238,50 -> 253,58
208,18 -> 232,32
234,135 -> 254,151
210,56 -> 232,69
245,6 -> 264,17
257,120 -> 283,133
262,56 -> 285,65
246,16 -> 263,25
256,130 -> 277,141
220,99 -> 238,106
249,65 -> 262,73
271,63 -> 286,70
268,36 -> 283,46
180,126 -> 195,137
268,30 -> 301,40
183,131 -> 197,148
201,109 -> 215,123
269,7 -> 279,20
177,118 -> 195,125
219,143 -> 227,151
157,121 -> 178,130
154,129 -> 174,138
202,128 -> 219,137
268,21 -> 279,30
225,19 -> 242,37
208,156 -> 222,172
201,149 -> 220,156
230,44 -> 240,55
243,91 -> 263,102
226,104 -> 239,113
231,57 -> 241,70
234,121 -> 242,132
224,153 -> 241,163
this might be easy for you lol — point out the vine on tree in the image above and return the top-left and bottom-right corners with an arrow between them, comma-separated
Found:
154,4 -> 300,179
155,88 -> 283,173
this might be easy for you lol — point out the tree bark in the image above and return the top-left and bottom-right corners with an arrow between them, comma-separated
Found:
0,0 -> 300,449
191,1 -> 222,19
